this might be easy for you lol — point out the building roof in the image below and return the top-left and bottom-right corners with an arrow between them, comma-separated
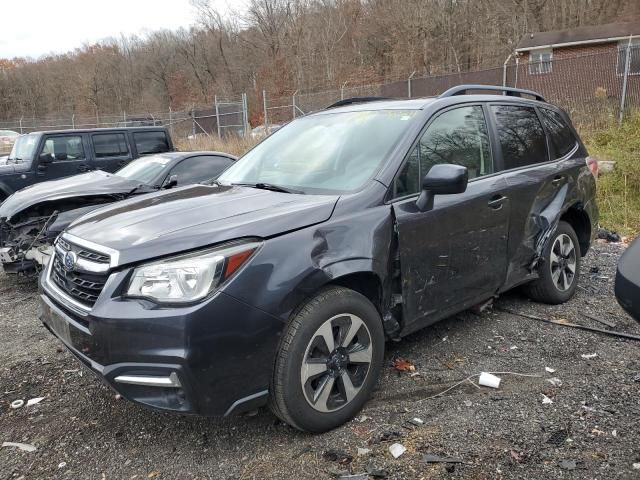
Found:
516,21 -> 640,52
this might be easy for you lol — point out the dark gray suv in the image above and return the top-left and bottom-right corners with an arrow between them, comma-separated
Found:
39,85 -> 598,432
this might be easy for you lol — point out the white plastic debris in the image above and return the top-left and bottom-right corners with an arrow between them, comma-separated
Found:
545,367 -> 556,373
547,377 -> 563,387
2,442 -> 37,452
357,447 -> 371,456
389,443 -> 406,458
612,430 -> 617,437
463,400 -> 473,407
633,463 -> 640,470
478,372 -> 501,389
58,462 -> 67,468
26,397 -> 45,407
581,353 -> 597,359
542,394 -> 554,404
411,417 -> 424,425
510,346 -> 518,350
10,400 -> 24,409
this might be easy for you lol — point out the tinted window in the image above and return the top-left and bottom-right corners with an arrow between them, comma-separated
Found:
92,133 -> 129,158
492,105 -> 548,169
134,131 -> 170,155
169,156 -> 235,185
41,136 -> 85,162
540,107 -> 577,159
395,106 -> 492,198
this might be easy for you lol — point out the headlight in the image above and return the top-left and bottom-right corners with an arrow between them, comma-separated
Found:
126,240 -> 262,304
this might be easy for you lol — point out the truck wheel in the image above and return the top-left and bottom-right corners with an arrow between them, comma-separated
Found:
525,221 -> 581,304
269,286 -> 384,432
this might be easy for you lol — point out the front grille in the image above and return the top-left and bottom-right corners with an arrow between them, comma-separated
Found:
50,239 -> 111,308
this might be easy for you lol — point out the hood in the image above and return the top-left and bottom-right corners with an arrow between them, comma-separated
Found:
67,184 -> 339,266
0,170 -> 143,220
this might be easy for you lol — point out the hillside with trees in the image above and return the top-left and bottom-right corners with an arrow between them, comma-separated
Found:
0,0 -> 638,122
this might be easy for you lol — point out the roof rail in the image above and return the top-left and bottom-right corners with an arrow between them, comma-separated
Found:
326,97 -> 392,109
439,85 -> 546,102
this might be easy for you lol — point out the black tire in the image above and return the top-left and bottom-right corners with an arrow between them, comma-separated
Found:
525,220 -> 581,304
269,286 -> 385,432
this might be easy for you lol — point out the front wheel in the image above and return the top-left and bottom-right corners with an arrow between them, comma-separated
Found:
525,220 -> 581,304
269,286 -> 385,432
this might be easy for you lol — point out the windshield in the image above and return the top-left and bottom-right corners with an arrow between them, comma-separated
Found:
115,154 -> 174,185
219,110 -> 418,194
7,134 -> 39,165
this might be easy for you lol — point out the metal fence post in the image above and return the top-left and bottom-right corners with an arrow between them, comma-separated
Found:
192,108 -> 196,137
407,71 -> 416,98
292,90 -> 298,119
215,95 -> 221,137
263,90 -> 268,130
19,116 -> 23,134
341,81 -> 348,100
502,54 -> 513,88
242,93 -> 248,136
619,37 -> 633,124
71,114 -> 75,128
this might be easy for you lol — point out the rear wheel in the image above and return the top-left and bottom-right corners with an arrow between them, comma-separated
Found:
525,220 -> 581,304
269,286 -> 384,432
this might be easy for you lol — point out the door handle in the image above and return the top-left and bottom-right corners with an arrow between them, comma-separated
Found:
488,194 -> 507,210
551,175 -> 565,186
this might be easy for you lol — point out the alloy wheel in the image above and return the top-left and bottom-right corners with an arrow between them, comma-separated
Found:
300,314 -> 373,412
550,233 -> 577,292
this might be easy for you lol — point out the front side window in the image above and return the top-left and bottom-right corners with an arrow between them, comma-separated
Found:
134,131 -> 170,155
219,110 -> 418,194
539,107 -> 577,159
41,136 -> 85,162
492,105 -> 548,170
92,133 -> 129,158
529,48 -> 553,74
169,156 -> 235,185
394,106 -> 493,198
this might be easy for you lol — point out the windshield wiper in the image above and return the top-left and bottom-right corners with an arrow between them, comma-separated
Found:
233,182 -> 304,194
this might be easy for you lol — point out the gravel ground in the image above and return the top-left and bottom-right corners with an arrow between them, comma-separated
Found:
1,242 -> 639,479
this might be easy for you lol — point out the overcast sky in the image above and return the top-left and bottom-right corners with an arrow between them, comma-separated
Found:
0,0 -> 241,59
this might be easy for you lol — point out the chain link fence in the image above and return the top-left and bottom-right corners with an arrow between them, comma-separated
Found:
1,45 -> 639,154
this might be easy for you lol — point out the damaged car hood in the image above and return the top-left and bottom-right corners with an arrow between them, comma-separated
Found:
67,184 -> 339,265
0,171 -> 142,220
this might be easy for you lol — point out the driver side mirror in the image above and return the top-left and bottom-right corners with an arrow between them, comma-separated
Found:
416,164 -> 468,212
164,174 -> 178,189
38,153 -> 53,165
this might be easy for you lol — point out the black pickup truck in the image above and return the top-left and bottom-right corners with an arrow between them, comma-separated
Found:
0,127 -> 174,201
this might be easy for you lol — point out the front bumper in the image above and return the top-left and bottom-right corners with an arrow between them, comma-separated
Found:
39,269 -> 285,416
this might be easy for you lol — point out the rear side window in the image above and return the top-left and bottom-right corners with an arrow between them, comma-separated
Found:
491,105 -> 548,169
134,131 -> 170,155
41,136 -> 85,162
92,133 -> 129,158
539,107 -> 577,159
394,106 -> 492,198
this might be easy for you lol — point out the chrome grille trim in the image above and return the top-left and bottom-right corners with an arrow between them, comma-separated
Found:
63,233 -> 120,268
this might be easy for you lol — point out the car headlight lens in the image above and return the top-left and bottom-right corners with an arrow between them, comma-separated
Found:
126,240 -> 262,304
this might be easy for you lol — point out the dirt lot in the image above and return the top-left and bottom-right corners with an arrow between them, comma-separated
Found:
1,242 -> 639,479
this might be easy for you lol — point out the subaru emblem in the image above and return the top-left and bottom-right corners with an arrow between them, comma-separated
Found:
63,251 -> 76,271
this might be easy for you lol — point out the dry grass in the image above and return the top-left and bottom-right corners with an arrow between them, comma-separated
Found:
175,134 -> 259,158
582,115 -> 640,236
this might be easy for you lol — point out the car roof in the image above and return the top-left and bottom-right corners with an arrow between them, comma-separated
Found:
25,126 -> 169,136
145,151 -> 237,161
313,92 -> 552,115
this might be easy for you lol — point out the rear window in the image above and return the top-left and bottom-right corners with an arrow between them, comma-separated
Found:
539,107 -> 578,159
134,131 -> 170,155
491,105 -> 548,169
92,133 -> 129,158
